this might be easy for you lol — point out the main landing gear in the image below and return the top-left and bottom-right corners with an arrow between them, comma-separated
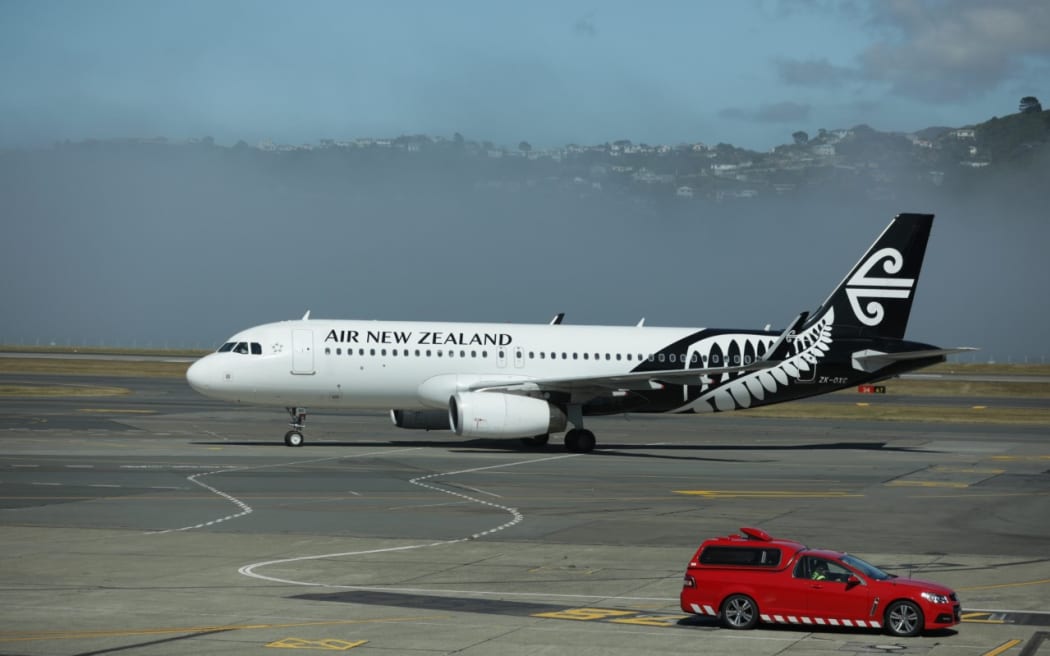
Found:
284,407 -> 306,447
562,405 -> 596,453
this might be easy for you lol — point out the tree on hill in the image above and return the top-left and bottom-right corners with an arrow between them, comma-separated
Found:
1019,96 -> 1042,114
792,130 -> 809,145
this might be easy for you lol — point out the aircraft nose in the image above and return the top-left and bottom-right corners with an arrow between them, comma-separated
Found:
186,356 -> 217,394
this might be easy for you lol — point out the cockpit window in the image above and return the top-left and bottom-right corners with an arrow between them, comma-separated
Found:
218,341 -> 263,355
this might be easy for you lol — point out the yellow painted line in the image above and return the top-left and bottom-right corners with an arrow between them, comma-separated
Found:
855,402 -> 870,407
991,455 -> 1050,461
674,490 -> 861,498
982,639 -> 1022,656
610,615 -> 686,627
0,617 -> 441,644
78,408 -> 156,414
973,405 -> 987,410
532,608 -> 636,621
885,480 -> 969,488
266,637 -> 368,650
930,466 -> 1004,474
959,577 -> 1050,591
962,612 -> 1006,624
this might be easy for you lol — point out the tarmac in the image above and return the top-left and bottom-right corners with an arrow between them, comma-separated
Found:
0,372 -> 1048,655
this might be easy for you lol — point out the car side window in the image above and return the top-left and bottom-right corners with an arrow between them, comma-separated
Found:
794,556 -> 853,582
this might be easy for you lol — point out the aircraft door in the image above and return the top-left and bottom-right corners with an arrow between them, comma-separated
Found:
292,329 -> 315,374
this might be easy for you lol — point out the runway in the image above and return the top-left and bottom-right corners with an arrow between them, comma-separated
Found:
1,373 -> 1048,655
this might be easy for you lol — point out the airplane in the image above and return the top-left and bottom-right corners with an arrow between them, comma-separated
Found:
186,213 -> 973,452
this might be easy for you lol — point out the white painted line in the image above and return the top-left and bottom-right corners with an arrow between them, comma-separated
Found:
66,465 -> 94,469
148,448 -> 423,534
31,482 -> 61,486
238,453 -> 585,592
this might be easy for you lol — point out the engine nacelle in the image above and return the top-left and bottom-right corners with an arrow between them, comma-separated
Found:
390,409 -> 452,431
449,392 -> 566,438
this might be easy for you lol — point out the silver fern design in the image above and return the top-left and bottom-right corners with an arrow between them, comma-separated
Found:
683,308 -> 835,413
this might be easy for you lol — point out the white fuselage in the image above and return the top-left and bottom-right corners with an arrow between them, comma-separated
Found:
186,318 -> 775,412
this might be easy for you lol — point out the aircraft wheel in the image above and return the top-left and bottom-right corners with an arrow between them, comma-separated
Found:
284,430 -> 305,447
564,429 -> 596,453
575,429 -> 596,453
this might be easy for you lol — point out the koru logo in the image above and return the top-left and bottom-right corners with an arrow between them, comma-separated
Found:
845,247 -> 914,326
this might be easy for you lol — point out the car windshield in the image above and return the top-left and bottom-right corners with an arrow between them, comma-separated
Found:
841,554 -> 894,580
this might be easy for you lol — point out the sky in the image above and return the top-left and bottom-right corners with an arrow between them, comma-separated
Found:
2,0 -> 1049,151
1,0 -> 1048,360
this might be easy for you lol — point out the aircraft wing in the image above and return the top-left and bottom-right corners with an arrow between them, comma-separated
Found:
467,360 -> 778,394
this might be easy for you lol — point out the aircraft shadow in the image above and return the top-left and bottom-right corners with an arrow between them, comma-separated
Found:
189,438 -> 935,464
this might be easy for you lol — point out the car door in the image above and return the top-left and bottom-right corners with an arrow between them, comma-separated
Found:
801,557 -> 873,625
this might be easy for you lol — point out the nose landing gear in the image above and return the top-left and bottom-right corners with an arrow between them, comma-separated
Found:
284,407 -> 307,447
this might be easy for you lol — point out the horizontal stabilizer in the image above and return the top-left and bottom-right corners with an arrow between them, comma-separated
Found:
851,347 -> 978,373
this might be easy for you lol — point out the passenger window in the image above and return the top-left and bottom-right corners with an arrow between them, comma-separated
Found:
583,353 -> 589,360
325,348 -> 331,355
335,348 -> 341,355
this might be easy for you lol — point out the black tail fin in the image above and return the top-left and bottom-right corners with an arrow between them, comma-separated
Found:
809,213 -> 933,340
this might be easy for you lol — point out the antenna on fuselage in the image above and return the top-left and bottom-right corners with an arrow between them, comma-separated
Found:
550,313 -> 565,325
301,310 -> 311,320
636,318 -> 645,327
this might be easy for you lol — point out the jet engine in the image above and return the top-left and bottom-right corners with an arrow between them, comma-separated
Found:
449,392 -> 567,438
390,409 -> 452,431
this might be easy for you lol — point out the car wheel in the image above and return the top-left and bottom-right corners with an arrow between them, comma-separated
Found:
721,594 -> 759,630
885,600 -> 923,637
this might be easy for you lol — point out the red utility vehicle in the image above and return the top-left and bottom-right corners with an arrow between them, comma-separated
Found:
680,527 -> 961,637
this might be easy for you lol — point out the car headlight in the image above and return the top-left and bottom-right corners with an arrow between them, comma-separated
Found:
921,591 -> 950,604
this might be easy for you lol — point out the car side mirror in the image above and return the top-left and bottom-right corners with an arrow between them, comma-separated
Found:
846,575 -> 860,589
